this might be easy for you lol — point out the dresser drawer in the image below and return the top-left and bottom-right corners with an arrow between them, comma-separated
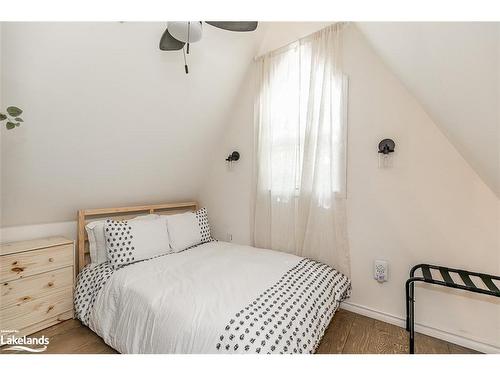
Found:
0,244 -> 73,283
0,288 -> 73,331
1,266 -> 73,309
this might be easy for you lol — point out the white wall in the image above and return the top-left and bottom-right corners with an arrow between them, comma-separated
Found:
198,23 -> 500,351
357,22 -> 500,197
0,22 -> 263,228
256,22 -> 333,56
342,25 -> 499,351
197,67 -> 255,245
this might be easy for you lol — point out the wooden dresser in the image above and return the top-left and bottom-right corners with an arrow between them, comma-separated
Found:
0,237 -> 75,339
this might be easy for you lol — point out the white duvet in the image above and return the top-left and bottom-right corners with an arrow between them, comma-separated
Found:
85,241 -> 350,354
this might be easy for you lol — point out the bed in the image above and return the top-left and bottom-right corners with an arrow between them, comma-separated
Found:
74,202 -> 351,354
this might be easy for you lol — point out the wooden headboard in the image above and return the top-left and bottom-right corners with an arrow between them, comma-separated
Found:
77,201 -> 198,272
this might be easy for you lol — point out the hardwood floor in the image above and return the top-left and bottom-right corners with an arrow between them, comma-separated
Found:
1,309 -> 478,354
317,309 -> 478,354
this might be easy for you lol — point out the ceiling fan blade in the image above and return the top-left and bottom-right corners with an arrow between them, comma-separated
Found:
159,28 -> 185,50
205,22 -> 258,32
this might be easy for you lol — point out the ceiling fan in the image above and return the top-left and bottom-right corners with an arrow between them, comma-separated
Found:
159,21 -> 258,74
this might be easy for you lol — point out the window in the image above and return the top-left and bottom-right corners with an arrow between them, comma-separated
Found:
254,25 -> 350,276
255,39 -> 347,205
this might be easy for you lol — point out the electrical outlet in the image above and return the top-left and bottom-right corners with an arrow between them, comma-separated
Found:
374,260 -> 388,283
227,233 -> 233,242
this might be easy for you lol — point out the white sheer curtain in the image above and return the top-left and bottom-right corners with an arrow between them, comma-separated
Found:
254,24 -> 350,276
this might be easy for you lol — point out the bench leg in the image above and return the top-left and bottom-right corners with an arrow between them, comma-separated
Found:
405,279 -> 415,354
406,286 -> 410,331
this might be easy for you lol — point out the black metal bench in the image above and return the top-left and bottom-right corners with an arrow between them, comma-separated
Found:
405,264 -> 500,354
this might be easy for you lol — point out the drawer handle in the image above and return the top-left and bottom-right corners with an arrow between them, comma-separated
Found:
48,258 -> 54,262
22,296 -> 31,301
47,305 -> 55,313
48,282 -> 54,287
11,266 -> 25,273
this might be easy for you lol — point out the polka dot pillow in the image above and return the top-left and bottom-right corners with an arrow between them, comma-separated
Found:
195,207 -> 212,243
104,217 -> 170,268
166,207 -> 213,252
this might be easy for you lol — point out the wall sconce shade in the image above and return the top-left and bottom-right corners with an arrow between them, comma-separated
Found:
225,151 -> 240,162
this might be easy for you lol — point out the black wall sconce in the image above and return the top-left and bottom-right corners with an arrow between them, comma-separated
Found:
378,139 -> 395,154
225,151 -> 240,163
378,139 -> 395,168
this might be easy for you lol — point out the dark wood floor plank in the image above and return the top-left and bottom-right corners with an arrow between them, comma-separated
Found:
341,312 -> 376,353
41,326 -> 105,354
370,320 -> 408,354
76,338 -> 118,354
316,309 -> 355,354
414,332 -> 450,354
327,310 -> 355,353
448,342 -> 479,354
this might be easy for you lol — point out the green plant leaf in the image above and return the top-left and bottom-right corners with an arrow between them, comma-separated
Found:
0,113 -> 7,121
15,117 -> 24,122
7,106 -> 23,117
6,122 -> 16,130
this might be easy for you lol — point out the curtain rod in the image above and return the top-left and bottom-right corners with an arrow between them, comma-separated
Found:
253,22 -> 348,61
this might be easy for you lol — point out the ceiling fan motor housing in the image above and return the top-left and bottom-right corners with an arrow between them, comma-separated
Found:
167,21 -> 203,43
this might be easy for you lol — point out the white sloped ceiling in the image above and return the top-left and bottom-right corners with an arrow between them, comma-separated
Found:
0,22 -> 265,226
357,22 -> 500,197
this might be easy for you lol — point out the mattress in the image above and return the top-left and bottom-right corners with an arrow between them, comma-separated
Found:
74,241 -> 351,354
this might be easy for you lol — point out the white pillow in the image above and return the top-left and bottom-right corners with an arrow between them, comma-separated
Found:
104,218 -> 170,268
166,208 -> 213,252
86,214 -> 159,264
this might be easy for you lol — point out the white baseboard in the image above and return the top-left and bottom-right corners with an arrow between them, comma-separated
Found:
341,301 -> 500,354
